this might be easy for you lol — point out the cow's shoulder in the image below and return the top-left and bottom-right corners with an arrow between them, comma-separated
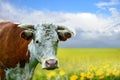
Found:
0,22 -> 31,69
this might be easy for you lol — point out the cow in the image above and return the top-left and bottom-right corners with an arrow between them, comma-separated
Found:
0,22 -> 74,80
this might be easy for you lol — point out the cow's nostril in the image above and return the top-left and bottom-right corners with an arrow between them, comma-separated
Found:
45,59 -> 58,70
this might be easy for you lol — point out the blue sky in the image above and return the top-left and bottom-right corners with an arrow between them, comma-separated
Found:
6,0 -> 99,13
4,0 -> 119,13
0,0 -> 120,47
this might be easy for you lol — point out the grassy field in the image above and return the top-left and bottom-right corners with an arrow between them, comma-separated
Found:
33,48 -> 120,80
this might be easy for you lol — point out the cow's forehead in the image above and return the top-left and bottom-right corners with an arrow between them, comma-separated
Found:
34,24 -> 57,30
34,24 -> 58,40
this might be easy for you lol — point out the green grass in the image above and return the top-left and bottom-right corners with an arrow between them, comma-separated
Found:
33,48 -> 120,80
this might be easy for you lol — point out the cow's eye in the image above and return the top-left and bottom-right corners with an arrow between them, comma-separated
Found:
36,40 -> 40,44
35,40 -> 41,46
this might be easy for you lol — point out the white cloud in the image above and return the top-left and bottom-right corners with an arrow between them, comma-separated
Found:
96,0 -> 120,9
0,0 -> 120,47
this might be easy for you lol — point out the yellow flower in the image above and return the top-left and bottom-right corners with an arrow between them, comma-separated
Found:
96,68 -> 104,79
80,77 -> 85,80
70,75 -> 78,80
112,69 -> 120,76
106,69 -> 112,76
59,70 -> 66,76
47,71 -> 56,79
96,68 -> 104,76
80,72 -> 86,78
86,72 -> 94,79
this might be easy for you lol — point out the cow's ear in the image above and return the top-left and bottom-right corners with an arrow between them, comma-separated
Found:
20,30 -> 33,40
57,26 -> 75,41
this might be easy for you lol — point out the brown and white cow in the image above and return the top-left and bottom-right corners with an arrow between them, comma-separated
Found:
0,22 -> 74,80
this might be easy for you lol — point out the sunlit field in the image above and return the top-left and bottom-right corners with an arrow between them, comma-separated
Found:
33,48 -> 120,80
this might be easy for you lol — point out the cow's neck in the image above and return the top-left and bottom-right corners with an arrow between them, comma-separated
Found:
28,40 -> 39,70
6,62 -> 38,80
29,50 -> 38,71
5,55 -> 38,80
5,58 -> 38,80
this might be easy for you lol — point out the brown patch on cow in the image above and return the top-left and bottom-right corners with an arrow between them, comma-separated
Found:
19,50 -> 30,68
65,32 -> 71,38
0,69 -> 5,80
57,32 -> 67,41
0,22 -> 31,79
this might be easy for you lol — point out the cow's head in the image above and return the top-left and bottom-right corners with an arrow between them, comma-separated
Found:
18,24 -> 74,70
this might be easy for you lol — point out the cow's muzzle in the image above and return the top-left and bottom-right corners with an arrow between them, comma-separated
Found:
45,59 -> 58,70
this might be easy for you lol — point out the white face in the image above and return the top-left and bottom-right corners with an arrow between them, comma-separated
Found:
19,23 -> 74,69
30,24 -> 59,69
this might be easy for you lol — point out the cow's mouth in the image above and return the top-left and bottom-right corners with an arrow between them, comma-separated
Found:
45,66 -> 58,70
